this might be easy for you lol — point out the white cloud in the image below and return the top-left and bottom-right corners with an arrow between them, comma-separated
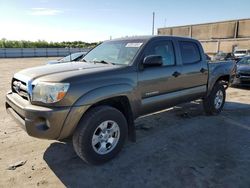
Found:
29,8 -> 62,16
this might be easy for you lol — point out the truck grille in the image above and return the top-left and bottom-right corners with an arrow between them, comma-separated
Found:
12,78 -> 29,100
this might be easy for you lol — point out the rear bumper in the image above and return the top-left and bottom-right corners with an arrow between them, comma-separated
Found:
5,92 -> 80,140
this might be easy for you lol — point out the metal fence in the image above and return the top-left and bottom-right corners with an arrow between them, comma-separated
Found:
0,48 -> 90,58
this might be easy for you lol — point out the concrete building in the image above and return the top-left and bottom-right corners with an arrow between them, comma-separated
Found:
158,18 -> 250,56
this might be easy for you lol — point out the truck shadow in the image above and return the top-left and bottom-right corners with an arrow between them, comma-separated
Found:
44,101 -> 250,188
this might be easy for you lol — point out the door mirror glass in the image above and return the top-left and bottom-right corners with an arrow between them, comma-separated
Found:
143,55 -> 163,67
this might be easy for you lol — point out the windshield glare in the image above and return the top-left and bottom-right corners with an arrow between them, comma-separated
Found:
238,58 -> 250,65
83,40 -> 144,65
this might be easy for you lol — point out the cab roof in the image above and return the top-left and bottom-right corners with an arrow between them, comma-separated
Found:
110,35 -> 197,43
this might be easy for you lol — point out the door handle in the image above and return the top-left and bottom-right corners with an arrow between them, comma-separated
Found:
200,68 -> 207,73
172,71 -> 181,77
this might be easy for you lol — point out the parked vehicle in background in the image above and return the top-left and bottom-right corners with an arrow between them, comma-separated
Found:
232,56 -> 250,86
6,36 -> 235,164
213,51 -> 226,61
233,49 -> 249,58
235,56 -> 244,63
213,51 -> 234,61
47,52 -> 87,65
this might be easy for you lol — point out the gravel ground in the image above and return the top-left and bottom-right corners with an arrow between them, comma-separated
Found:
0,58 -> 250,188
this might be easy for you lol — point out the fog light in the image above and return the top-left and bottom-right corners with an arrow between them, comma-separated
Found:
35,118 -> 50,131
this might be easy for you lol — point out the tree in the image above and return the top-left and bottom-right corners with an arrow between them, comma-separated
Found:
0,39 -> 98,48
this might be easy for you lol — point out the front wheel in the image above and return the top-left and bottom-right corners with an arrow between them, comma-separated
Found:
203,81 -> 226,115
73,106 -> 128,165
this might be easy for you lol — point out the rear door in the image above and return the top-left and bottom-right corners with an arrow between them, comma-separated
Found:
176,40 -> 208,94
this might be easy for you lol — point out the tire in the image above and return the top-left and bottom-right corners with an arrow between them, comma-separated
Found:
73,105 -> 128,165
203,81 -> 226,115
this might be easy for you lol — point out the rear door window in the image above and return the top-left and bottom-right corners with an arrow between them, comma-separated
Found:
179,41 -> 201,64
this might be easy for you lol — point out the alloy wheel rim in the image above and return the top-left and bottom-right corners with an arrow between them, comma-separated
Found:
214,90 -> 224,109
92,120 -> 120,155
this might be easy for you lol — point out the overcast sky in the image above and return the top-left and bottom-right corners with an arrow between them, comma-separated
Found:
0,0 -> 249,42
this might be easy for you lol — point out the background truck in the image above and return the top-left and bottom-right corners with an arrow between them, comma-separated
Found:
6,36 -> 235,164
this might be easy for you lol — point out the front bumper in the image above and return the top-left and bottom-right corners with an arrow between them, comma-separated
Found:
6,92 -> 71,139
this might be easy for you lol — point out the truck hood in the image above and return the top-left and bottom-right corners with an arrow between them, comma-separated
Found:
16,62 -> 121,82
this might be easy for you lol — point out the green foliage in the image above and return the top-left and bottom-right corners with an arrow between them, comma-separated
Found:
0,39 -> 98,48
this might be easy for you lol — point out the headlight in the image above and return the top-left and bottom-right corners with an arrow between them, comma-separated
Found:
32,82 -> 70,103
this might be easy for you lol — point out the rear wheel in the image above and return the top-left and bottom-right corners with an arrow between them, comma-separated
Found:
73,106 -> 128,165
203,81 -> 226,115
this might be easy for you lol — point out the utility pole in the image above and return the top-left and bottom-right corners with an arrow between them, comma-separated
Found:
152,12 -> 155,35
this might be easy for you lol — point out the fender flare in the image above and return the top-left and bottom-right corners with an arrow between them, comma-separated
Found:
73,83 -> 135,107
207,63 -> 232,96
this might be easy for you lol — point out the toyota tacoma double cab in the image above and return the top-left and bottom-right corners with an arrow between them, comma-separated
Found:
6,36 -> 235,164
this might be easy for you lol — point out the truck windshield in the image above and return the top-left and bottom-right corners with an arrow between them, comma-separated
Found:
83,40 -> 144,65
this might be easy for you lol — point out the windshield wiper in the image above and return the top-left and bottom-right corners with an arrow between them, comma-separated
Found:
93,60 -> 114,65
81,59 -> 115,65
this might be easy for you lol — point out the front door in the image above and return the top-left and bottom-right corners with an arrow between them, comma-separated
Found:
137,40 -> 183,115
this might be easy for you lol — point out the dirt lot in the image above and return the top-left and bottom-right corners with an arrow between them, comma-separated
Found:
0,58 -> 250,188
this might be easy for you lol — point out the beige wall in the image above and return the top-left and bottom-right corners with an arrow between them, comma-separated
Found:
238,20 -> 250,38
158,18 -> 250,54
192,25 -> 212,40
211,21 -> 236,39
172,26 -> 190,37
201,41 -> 218,54
201,39 -> 250,54
158,28 -> 171,35
158,19 -> 246,39
219,40 -> 250,53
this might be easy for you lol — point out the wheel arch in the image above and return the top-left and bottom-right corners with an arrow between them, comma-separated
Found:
85,96 -> 136,142
59,85 -> 137,141
207,74 -> 230,96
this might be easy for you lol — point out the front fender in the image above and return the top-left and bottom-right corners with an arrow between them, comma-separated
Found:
58,84 -> 138,139
73,83 -> 136,107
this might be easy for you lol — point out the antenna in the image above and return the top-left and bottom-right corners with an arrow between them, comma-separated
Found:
152,12 -> 155,35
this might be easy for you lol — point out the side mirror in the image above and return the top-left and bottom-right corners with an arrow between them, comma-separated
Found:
143,55 -> 163,67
